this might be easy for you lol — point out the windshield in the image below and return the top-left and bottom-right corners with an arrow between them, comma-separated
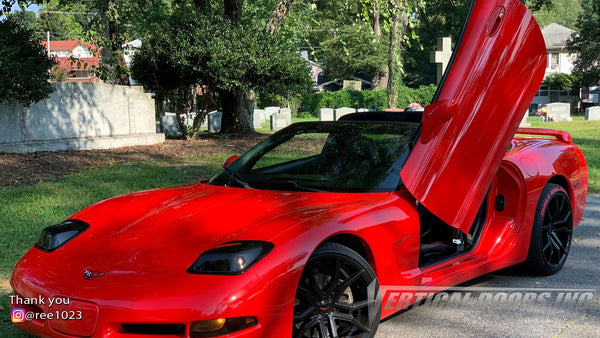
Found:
209,121 -> 419,193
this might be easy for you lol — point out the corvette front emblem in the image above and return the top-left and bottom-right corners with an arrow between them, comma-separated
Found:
84,269 -> 106,280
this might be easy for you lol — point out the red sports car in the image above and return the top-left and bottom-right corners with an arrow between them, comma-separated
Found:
10,0 -> 588,337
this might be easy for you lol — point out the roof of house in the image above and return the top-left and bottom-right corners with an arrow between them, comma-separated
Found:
541,23 -> 576,50
40,40 -> 98,52
54,57 -> 100,70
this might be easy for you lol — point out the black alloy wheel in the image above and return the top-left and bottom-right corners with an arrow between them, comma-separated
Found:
525,183 -> 573,275
293,243 -> 381,338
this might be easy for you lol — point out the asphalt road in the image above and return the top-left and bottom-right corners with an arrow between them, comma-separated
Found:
376,194 -> 600,338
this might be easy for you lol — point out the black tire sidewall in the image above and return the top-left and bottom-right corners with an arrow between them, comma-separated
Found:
526,183 -> 572,275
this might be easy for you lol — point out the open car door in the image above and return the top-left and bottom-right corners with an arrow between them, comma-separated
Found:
400,0 -> 546,233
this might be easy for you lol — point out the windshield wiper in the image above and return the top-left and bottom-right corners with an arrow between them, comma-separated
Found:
286,180 -> 325,192
223,165 -> 252,189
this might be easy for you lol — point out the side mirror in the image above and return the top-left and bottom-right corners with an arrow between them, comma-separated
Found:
223,155 -> 240,167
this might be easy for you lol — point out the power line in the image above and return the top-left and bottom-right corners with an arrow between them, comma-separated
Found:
40,10 -> 96,15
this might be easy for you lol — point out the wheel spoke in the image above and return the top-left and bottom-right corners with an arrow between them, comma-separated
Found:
307,262 -> 325,300
293,306 -> 315,322
297,285 -> 318,307
332,269 -> 364,302
318,317 -> 329,337
553,210 -> 572,228
295,316 -> 320,338
324,258 -> 342,296
334,299 -> 373,311
331,312 -> 371,333
549,232 -> 567,254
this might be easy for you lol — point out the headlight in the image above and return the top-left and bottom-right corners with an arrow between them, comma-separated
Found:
35,220 -> 89,252
187,241 -> 274,275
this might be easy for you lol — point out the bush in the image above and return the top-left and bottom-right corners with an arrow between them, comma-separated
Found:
300,89 -> 388,115
396,84 -> 437,108
299,85 -> 437,116
543,73 -> 575,91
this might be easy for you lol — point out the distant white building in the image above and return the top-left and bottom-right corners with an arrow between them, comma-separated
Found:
541,23 -> 577,77
123,39 -> 142,85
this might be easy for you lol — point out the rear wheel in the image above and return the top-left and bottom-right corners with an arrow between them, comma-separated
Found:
293,243 -> 381,338
524,183 -> 573,275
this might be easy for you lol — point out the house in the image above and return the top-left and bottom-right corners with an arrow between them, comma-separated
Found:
541,23 -> 577,77
40,40 -> 101,83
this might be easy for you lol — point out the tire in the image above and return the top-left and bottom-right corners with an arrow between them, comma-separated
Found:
524,183 -> 573,276
293,243 -> 381,338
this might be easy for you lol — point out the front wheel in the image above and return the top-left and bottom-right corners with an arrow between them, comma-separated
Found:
524,183 -> 573,275
293,243 -> 381,338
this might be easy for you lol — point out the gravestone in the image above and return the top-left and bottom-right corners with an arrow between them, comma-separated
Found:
161,113 -> 179,135
207,110 -> 222,133
430,37 -> 453,85
253,109 -> 267,128
270,113 -> 291,131
319,108 -> 334,121
519,110 -> 531,127
279,108 -> 292,119
546,102 -> 571,121
334,107 -> 356,120
264,106 -> 280,117
585,106 -> 600,121
343,80 -> 361,91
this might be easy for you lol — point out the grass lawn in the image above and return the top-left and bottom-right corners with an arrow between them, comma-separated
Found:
0,163 -> 222,335
526,115 -> 600,194
1,115 -> 598,335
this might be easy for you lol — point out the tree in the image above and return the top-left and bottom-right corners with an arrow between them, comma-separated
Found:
0,16 -> 56,106
543,72 -> 574,91
525,0 -> 582,30
567,0 -> 600,86
36,5 -> 84,41
219,0 -> 301,134
131,7 -> 311,138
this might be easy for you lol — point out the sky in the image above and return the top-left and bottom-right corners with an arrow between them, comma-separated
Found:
11,3 -> 40,15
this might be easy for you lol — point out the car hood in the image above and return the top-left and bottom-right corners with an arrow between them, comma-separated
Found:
63,183 -> 389,272
400,0 -> 546,232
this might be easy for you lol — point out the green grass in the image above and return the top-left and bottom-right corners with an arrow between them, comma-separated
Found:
0,163 -> 222,335
526,116 -> 600,194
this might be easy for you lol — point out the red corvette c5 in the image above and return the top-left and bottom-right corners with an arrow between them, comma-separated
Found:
10,0 -> 587,337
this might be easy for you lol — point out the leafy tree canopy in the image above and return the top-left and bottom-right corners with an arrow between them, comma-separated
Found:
131,6 -> 311,137
525,0 -> 582,30
0,16 -> 56,106
132,8 -> 310,96
568,0 -> 600,86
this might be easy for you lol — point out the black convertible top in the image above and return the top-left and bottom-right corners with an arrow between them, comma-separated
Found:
337,110 -> 423,123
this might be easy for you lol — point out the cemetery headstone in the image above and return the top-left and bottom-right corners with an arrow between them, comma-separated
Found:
334,107 -> 356,120
207,110 -> 222,133
270,113 -> 291,131
264,106 -> 280,117
585,106 -> 600,121
161,113 -> 178,135
519,109 -> 531,127
546,102 -> 571,121
319,108 -> 334,121
343,80 -> 362,91
253,109 -> 267,128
